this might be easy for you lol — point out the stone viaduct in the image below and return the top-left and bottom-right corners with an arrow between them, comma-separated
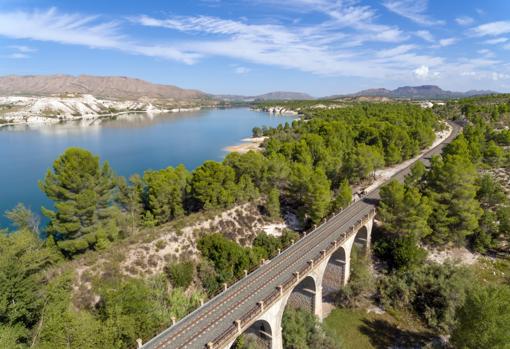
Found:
221,210 -> 374,349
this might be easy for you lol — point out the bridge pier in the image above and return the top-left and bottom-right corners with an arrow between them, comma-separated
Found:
314,284 -> 323,321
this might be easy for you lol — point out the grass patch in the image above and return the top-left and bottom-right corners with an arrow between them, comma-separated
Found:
324,308 -> 433,349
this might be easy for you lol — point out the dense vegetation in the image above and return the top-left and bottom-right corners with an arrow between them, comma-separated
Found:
366,95 -> 510,347
3,97 -> 510,349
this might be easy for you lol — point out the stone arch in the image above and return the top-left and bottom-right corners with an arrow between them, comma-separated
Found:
322,246 -> 347,302
354,225 -> 369,254
285,275 -> 316,314
232,320 -> 272,349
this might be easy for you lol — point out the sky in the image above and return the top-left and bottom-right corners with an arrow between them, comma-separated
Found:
0,0 -> 510,96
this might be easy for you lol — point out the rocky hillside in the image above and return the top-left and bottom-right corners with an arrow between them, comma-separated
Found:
0,75 -> 207,100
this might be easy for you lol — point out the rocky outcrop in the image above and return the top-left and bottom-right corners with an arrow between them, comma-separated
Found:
0,94 -> 202,125
255,106 -> 299,115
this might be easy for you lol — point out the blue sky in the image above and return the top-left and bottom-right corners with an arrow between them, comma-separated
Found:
0,0 -> 509,96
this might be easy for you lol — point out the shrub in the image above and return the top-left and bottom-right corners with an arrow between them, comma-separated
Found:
165,261 -> 194,289
377,263 -> 473,332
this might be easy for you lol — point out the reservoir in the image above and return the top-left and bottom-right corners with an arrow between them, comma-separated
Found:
0,108 -> 295,229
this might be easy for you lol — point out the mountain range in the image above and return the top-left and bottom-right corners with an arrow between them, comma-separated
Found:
215,91 -> 314,102
343,85 -> 496,99
0,75 -> 498,101
0,75 -> 206,100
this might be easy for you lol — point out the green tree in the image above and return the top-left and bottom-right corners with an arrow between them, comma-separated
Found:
0,231 -> 56,330
252,127 -> 263,137
116,174 -> 144,235
236,174 -> 259,202
472,210 -> 499,253
0,324 -> 27,349
266,188 -> 281,219
483,140 -> 504,167
477,174 -> 506,208
377,263 -> 472,332
452,285 -> 510,349
374,234 -> 427,271
39,148 -> 119,255
290,164 -> 332,225
190,161 -> 238,210
426,154 -> 482,245
404,161 -> 426,188
253,232 -> 282,259
378,180 -> 431,239
332,179 -> 352,211
34,273 -> 106,349
350,144 -> 385,180
143,165 -> 189,224
224,151 -> 269,189
282,308 -> 340,349
198,234 -> 263,283
5,203 -> 40,235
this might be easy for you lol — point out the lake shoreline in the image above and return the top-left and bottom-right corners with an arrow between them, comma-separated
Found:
0,107 -> 203,129
223,136 -> 268,153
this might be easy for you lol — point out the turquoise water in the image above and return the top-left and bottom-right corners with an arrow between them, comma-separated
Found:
0,108 -> 295,229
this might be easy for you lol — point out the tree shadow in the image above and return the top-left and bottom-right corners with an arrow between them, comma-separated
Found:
359,318 -> 434,349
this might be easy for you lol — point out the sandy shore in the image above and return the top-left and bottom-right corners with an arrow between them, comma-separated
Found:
224,136 -> 267,153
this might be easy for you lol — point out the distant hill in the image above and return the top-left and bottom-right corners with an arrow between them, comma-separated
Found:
216,91 -> 314,102
255,91 -> 314,101
0,75 -> 206,100
342,85 -> 497,100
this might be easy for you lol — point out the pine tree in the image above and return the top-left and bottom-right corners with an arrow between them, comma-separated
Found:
266,188 -> 281,219
426,153 -> 482,245
143,165 -> 189,224
452,285 -> 510,348
333,179 -> 352,210
378,180 -> 431,239
39,148 -> 119,255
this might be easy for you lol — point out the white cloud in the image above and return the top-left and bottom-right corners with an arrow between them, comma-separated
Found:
0,8 -> 198,64
4,44 -> 37,59
415,30 -> 434,42
414,65 -> 429,78
477,49 -> 494,58
376,44 -> 416,58
484,37 -> 508,45
8,45 -> 36,53
6,52 -> 29,59
492,72 -> 510,81
413,65 -> 440,79
383,0 -> 444,26
234,66 -> 250,74
455,16 -> 474,26
472,21 -> 510,36
438,38 -> 457,47
248,0 -> 408,43
133,13 -> 422,79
